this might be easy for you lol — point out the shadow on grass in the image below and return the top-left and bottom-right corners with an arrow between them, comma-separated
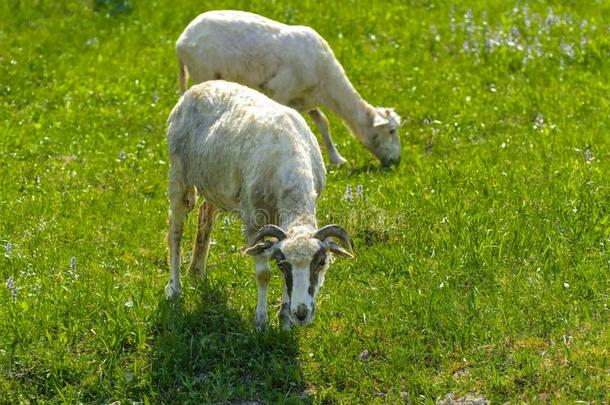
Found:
340,162 -> 398,177
151,281 -> 309,403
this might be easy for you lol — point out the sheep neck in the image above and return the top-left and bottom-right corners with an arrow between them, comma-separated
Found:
271,184 -> 317,231
277,201 -> 318,232
320,61 -> 374,142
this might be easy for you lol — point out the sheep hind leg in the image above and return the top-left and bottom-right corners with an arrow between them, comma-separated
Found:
189,200 -> 216,278
308,109 -> 347,166
165,180 -> 191,299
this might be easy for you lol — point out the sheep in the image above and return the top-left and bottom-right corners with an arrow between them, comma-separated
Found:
165,80 -> 354,330
176,10 -> 402,167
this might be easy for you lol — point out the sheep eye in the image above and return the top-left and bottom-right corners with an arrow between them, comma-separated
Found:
389,128 -> 396,135
318,258 -> 326,267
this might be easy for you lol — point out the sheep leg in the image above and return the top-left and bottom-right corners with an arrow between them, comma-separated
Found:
165,180 -> 190,299
254,256 -> 271,331
279,288 -> 292,331
308,109 -> 347,166
189,200 -> 216,277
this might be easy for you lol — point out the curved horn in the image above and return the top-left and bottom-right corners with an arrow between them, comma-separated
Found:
252,224 -> 287,245
314,224 -> 353,250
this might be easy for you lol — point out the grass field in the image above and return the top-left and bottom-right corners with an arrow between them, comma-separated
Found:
1,0 -> 609,403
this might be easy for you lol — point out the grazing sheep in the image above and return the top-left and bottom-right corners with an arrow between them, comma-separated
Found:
165,80 -> 354,330
176,10 -> 402,167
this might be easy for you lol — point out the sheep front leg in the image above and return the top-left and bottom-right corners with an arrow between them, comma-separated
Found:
254,256 -> 271,331
189,200 -> 216,277
279,288 -> 292,331
309,109 -> 347,166
165,181 -> 190,299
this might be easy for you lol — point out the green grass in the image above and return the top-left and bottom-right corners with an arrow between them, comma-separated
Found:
1,0 -> 609,403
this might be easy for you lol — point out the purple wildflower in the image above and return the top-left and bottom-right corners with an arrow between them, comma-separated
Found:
561,41 -> 575,60
471,40 -> 479,55
360,349 -> 369,361
86,37 -> 99,47
545,9 -> 554,31
584,149 -> 593,162
506,31 -> 517,48
522,48 -> 532,66
463,40 -> 470,53
356,184 -> 364,199
484,38 -> 492,53
580,19 -> 588,30
5,276 -> 17,303
344,185 -> 353,202
534,38 -> 543,57
522,2 -> 530,27
464,9 -> 474,35
6,241 -> 11,257
69,256 -> 78,279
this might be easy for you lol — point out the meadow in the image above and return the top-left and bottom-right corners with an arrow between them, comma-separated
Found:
1,0 -> 609,403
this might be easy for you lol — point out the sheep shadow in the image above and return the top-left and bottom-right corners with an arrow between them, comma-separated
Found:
151,281 -> 309,403
338,162 -> 397,178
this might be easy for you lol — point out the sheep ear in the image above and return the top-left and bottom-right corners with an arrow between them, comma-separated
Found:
373,112 -> 390,127
327,241 -> 354,259
243,240 -> 275,256
386,108 -> 402,126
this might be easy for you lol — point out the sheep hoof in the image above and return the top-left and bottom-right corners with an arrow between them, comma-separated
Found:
279,309 -> 292,331
281,319 -> 292,331
188,264 -> 205,279
254,311 -> 269,331
165,282 -> 182,299
330,154 -> 347,166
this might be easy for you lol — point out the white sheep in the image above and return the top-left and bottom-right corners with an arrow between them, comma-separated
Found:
176,10 -> 402,167
166,80 -> 354,330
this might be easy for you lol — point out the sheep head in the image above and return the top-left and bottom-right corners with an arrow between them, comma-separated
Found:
363,107 -> 402,167
244,224 -> 353,326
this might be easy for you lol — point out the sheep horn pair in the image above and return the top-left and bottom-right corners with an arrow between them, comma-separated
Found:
250,224 -> 353,258
253,224 -> 351,245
